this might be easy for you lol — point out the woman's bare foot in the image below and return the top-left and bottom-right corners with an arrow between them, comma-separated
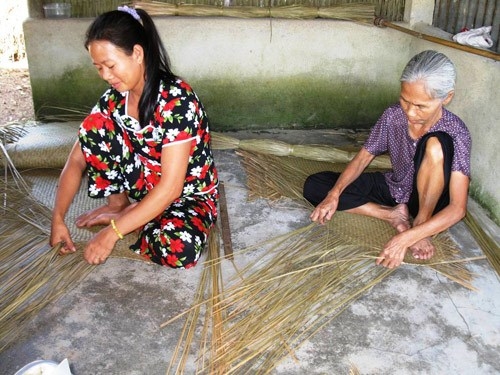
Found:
388,204 -> 411,233
76,193 -> 130,227
410,237 -> 435,260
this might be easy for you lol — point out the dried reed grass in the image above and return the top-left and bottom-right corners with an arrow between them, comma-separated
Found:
463,211 -> 500,277
0,143 -> 95,350
0,122 -> 30,144
166,226 -> 228,374
158,147 -> 479,373
162,210 -> 477,373
211,132 -> 392,169
134,1 -> 375,22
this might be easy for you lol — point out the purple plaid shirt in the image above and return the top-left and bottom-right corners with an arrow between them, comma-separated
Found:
364,103 -> 471,203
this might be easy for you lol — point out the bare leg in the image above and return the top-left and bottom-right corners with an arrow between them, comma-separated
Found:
76,192 -> 130,228
346,202 -> 411,233
410,136 -> 446,260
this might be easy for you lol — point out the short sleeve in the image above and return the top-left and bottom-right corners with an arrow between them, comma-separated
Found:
156,80 -> 201,147
364,107 -> 391,156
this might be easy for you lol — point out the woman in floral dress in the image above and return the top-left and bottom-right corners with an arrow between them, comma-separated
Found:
50,7 -> 218,268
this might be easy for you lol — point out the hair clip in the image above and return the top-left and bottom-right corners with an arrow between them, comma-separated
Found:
117,5 -> 141,21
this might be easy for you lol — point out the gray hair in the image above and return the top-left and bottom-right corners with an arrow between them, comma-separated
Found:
400,50 -> 456,100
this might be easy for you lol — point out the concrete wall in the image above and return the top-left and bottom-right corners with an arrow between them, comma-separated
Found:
24,17 -> 408,129
23,15 -> 500,222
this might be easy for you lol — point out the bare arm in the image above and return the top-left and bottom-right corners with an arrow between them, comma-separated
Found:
310,147 -> 375,224
50,140 -> 87,252
82,140 -> 192,264
403,171 -> 468,240
378,171 -> 469,268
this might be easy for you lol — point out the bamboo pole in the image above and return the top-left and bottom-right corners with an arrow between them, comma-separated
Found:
374,17 -> 500,62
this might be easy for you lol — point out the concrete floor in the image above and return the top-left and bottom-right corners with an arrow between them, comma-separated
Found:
1,130 -> 500,375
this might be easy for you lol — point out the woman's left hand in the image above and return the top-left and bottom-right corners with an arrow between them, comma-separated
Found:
83,226 -> 118,265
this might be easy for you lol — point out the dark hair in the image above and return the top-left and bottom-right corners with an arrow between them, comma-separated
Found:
85,9 -> 176,126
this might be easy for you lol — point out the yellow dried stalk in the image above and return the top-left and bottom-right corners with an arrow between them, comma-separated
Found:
162,209 -> 476,373
211,132 -> 392,170
167,226 -> 228,375
463,211 -> 500,277
133,2 -> 375,22
0,144 -> 95,351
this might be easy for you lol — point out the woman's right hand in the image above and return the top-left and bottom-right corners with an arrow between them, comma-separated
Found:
310,193 -> 339,225
50,221 -> 77,255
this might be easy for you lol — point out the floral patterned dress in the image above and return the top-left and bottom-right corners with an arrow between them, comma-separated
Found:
78,77 -> 219,268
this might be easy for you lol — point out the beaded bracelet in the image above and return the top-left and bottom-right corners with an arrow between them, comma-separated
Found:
110,219 -> 124,240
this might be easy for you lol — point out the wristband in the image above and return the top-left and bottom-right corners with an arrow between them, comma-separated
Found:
110,219 -> 124,240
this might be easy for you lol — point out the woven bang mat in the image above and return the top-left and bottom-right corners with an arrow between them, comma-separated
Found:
163,150 -> 480,374
237,149 -> 476,285
20,168 -> 145,261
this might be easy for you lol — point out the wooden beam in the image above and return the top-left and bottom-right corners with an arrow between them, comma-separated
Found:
218,181 -> 233,260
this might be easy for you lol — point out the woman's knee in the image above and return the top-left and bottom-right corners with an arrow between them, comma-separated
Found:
163,228 -> 210,268
423,136 -> 445,165
303,172 -> 339,206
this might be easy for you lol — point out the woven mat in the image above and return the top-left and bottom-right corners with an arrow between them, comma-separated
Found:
237,149 -> 476,287
3,122 -> 79,169
21,168 -> 147,262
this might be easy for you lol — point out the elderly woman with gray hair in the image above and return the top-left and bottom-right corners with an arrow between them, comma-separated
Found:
303,50 -> 471,269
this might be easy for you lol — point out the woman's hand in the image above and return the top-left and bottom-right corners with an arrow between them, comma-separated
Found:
310,193 -> 339,225
76,193 -> 133,228
376,232 -> 411,269
83,226 -> 119,265
51,221 -> 77,255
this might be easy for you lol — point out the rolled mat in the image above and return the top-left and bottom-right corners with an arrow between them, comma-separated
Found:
3,122 -> 79,169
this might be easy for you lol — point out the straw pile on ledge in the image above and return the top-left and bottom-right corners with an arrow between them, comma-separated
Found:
133,1 -> 375,22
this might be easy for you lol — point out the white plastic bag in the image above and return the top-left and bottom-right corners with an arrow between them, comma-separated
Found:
453,26 -> 494,49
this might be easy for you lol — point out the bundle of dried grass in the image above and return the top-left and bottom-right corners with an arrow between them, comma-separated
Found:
160,145 -> 479,373
463,210 -> 500,277
133,1 -> 375,22
165,226 -> 229,374
0,144 -> 95,350
211,132 -> 391,169
163,210 -> 477,373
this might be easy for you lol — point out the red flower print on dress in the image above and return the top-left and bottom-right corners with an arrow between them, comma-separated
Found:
169,238 -> 185,253
145,171 -> 160,190
87,154 -> 108,170
104,119 -> 115,132
108,97 -> 116,113
171,217 -> 184,228
166,253 -> 180,267
192,217 -> 207,233
179,80 -> 192,92
176,130 -> 192,141
95,176 -> 111,190
135,170 -> 146,190
193,206 -> 207,216
199,164 -> 210,179
146,142 -> 161,159
138,236 -> 149,256
158,231 -> 169,246
163,98 -> 180,113
82,113 -> 114,132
